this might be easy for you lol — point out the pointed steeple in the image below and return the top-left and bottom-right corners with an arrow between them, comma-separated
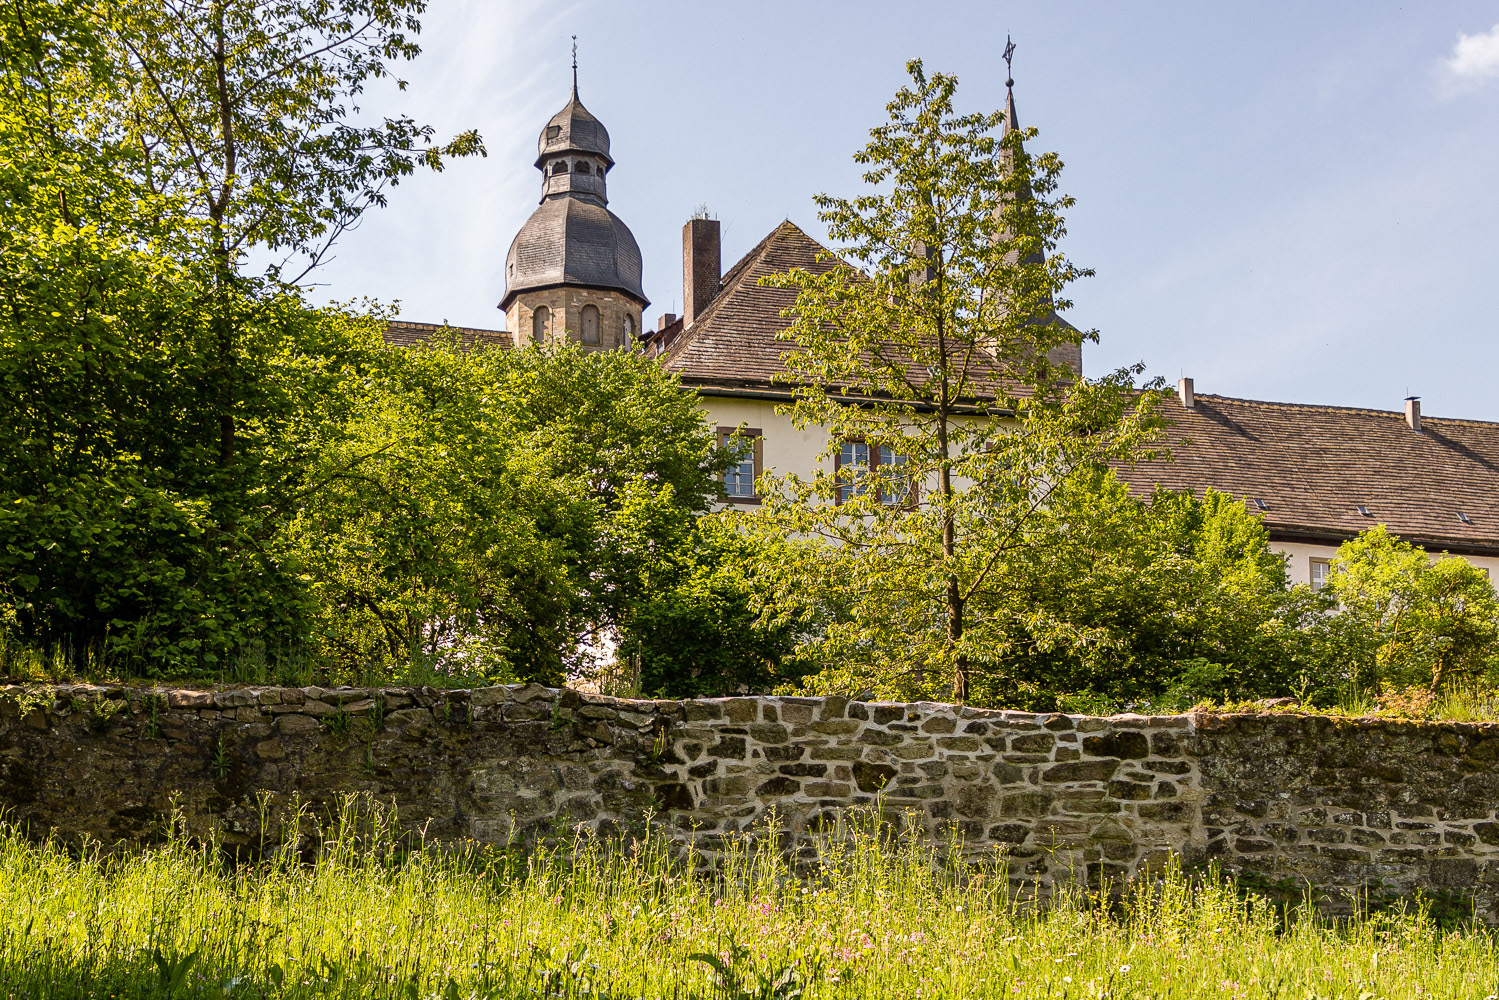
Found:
1007,35 -> 1019,132
1003,34 -> 1019,136
994,36 -> 1084,376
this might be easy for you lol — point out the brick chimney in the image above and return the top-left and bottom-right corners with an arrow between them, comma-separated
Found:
1405,396 -> 1421,433
1177,377 -> 1195,409
682,215 -> 721,328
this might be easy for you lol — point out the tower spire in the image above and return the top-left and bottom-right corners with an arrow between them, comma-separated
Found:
1002,34 -> 1018,133
571,35 -> 578,97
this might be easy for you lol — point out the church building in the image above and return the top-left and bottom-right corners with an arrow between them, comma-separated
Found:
384,73 -> 1499,588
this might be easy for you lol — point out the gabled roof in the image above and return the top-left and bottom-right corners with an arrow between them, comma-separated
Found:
383,320 -> 511,350
653,220 -> 1078,400
655,220 -> 835,391
1116,394 -> 1499,554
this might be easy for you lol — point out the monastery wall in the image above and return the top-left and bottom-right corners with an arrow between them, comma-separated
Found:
4,684 -> 1499,918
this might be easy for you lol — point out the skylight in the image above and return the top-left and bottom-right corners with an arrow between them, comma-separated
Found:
1356,505 -> 1373,517
1459,511 -> 1474,525
1251,498 -> 1269,511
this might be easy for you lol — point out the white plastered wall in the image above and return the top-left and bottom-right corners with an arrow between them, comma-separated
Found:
1275,539 -> 1499,587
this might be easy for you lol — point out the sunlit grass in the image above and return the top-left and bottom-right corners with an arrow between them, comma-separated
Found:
2,797 -> 1496,998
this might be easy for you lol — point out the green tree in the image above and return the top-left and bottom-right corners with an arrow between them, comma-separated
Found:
616,518 -> 808,699
748,61 -> 1163,702
972,472 -> 1339,710
290,339 -> 729,685
1329,525 -> 1499,695
0,0 -> 478,672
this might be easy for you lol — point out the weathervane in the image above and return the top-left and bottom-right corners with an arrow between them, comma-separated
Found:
1003,34 -> 1016,88
571,35 -> 578,93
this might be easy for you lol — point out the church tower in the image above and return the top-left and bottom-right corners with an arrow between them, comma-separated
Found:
500,64 -> 648,349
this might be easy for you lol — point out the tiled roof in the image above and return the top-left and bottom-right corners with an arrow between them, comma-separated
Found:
383,320 -> 511,350
654,221 -> 1055,399
656,221 -> 833,390
1116,394 -> 1499,552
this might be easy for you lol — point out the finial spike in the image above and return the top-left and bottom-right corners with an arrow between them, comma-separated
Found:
1003,34 -> 1016,89
571,35 -> 578,96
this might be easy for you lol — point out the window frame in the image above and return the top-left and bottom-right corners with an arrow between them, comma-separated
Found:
531,305 -> 549,345
718,426 -> 763,504
834,438 -> 917,507
1309,557 -> 1332,593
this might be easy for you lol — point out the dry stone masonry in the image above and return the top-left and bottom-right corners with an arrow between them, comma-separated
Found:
3,684 -> 1499,917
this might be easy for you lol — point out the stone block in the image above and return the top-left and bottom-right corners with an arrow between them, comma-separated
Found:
1042,760 -> 1118,784
1010,732 -> 1054,754
277,714 -> 319,735
1082,732 -> 1150,760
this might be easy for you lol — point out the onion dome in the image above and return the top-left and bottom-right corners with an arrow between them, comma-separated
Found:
502,196 -> 646,307
500,83 -> 647,309
535,88 -> 612,167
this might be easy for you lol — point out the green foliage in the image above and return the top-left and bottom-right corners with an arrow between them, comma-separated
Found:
1329,525 -> 1499,694
0,0 -> 480,677
2,805 -> 1497,998
289,338 -> 726,685
620,519 -> 809,699
966,474 -> 1342,710
748,61 -> 1165,703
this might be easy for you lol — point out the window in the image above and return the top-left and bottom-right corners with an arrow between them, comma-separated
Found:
532,305 -> 549,344
1310,558 -> 1331,592
623,313 -> 635,347
575,160 -> 591,174
552,160 -> 569,174
581,304 -> 600,345
719,427 -> 762,502
836,440 -> 913,505
546,125 -> 562,141
877,446 -> 912,506
836,441 -> 870,503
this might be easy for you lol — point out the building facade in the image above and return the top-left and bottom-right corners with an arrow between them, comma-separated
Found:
386,79 -> 1499,584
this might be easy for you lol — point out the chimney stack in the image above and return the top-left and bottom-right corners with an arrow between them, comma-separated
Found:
1178,377 -> 1195,409
682,214 -> 721,328
1405,396 -> 1421,433
656,312 -> 677,332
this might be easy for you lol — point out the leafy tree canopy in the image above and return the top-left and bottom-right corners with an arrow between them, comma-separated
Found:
745,61 -> 1164,702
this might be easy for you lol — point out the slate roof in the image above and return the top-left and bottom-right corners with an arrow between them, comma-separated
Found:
382,320 -> 511,350
653,221 -> 831,390
1116,394 -> 1499,553
536,90 -> 612,166
501,195 -> 647,308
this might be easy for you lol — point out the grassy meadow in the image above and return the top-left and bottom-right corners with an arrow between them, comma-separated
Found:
2,800 -> 1497,999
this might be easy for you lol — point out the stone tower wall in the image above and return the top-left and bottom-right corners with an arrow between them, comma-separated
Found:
505,288 -> 642,351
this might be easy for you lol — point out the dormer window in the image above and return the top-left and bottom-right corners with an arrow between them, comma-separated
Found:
552,161 -> 569,174
575,160 -> 591,175
546,125 -> 561,141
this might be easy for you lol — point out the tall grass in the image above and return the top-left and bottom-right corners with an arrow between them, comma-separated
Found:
1,797 -> 1496,998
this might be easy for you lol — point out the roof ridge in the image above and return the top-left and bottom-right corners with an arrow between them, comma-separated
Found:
1196,393 -> 1499,429
661,221 -> 832,366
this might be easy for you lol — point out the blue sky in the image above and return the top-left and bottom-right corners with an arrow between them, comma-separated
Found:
307,1 -> 1499,420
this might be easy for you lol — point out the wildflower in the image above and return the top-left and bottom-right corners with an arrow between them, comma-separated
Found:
1120,965 -> 1131,974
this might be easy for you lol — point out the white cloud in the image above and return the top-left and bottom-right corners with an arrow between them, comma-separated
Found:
1439,22 -> 1499,95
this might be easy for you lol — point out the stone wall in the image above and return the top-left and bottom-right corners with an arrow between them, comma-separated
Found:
3,684 -> 1499,917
